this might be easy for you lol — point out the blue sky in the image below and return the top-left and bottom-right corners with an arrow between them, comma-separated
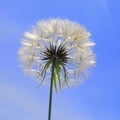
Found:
0,0 -> 120,120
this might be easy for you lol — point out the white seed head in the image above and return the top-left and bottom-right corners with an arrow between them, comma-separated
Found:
18,18 -> 95,89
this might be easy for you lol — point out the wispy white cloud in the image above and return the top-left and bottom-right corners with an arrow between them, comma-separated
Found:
0,80 -> 47,120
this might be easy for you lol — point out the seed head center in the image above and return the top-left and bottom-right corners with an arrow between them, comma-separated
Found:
42,43 -> 68,64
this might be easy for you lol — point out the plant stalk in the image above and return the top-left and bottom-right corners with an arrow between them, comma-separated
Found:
48,63 -> 54,120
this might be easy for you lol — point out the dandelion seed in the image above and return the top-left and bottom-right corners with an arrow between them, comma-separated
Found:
19,18 -> 95,89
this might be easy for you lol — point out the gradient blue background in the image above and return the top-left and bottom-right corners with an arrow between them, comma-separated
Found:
0,0 -> 120,120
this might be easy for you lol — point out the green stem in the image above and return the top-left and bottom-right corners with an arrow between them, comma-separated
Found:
48,63 -> 54,120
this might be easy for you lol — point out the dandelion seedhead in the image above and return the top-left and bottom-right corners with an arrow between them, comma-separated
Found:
19,18 -> 95,91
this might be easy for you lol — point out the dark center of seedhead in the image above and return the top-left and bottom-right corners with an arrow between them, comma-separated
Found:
41,42 -> 68,91
42,43 -> 68,65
